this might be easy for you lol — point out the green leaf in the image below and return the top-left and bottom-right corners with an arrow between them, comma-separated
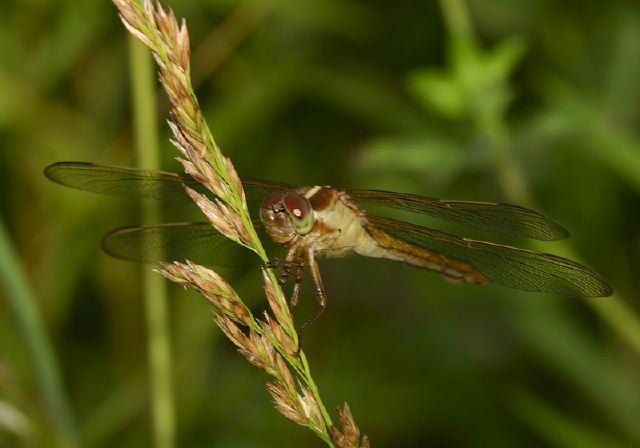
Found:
408,37 -> 527,120
482,38 -> 527,86
407,69 -> 466,118
355,133 -> 470,187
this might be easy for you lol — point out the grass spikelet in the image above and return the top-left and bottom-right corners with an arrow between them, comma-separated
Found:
331,403 -> 370,448
112,0 -> 368,445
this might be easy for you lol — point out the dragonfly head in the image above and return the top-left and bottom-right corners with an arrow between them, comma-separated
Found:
260,192 -> 315,243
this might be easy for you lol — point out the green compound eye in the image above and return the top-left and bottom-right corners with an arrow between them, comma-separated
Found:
283,193 -> 314,234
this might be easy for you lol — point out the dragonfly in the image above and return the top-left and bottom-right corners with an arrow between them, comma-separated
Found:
45,161 -> 612,328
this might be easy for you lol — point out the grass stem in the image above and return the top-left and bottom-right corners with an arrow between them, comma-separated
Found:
438,0 -> 474,40
0,219 -> 78,447
128,36 -> 176,448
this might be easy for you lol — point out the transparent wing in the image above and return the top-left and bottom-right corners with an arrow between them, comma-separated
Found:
101,222 -> 263,266
348,189 -> 568,241
44,161 -> 294,202
367,215 -> 612,297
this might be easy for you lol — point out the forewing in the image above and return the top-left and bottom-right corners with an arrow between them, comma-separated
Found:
45,161 -> 294,202
348,189 -> 568,241
102,222 -> 262,266
367,216 -> 612,297
45,161 -> 206,201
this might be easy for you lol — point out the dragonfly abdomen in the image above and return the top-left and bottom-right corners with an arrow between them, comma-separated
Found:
364,225 -> 488,286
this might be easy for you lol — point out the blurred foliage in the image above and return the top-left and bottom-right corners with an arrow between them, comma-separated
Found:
1,0 -> 640,447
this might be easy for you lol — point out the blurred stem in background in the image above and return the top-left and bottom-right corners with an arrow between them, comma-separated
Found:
191,0 -> 274,87
437,0 -> 640,355
128,37 -> 175,448
0,220 -> 78,447
438,0 -> 474,41
506,387 -> 629,448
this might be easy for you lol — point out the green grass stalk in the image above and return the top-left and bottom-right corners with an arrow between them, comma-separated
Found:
437,0 -> 474,41
0,219 -> 78,447
507,387 -> 629,448
128,36 -> 175,448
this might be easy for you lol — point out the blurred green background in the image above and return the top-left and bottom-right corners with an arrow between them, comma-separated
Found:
2,0 -> 640,446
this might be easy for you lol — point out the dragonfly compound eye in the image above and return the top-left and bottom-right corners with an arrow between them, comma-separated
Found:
261,192 -> 285,211
283,194 -> 314,234
283,194 -> 310,219
260,192 -> 285,228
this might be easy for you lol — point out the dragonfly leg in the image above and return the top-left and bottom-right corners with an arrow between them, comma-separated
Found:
277,260 -> 292,285
300,249 -> 326,334
289,255 -> 305,307
266,257 -> 303,286
267,247 -> 306,307
284,247 -> 305,307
